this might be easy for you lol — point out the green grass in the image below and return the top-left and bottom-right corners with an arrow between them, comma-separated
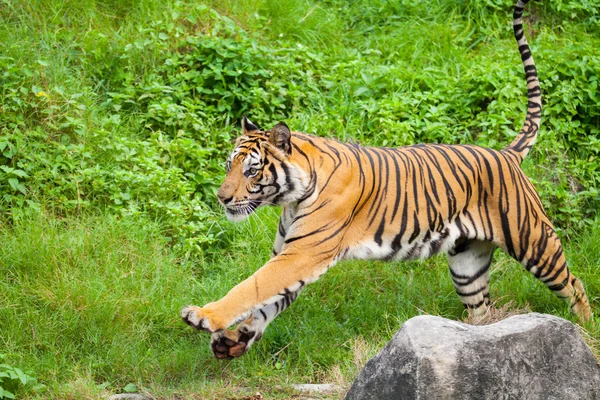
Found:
0,210 -> 598,399
0,0 -> 599,398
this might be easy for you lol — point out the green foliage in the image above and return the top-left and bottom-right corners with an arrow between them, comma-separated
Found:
99,5 -> 324,128
0,355 -> 43,399
1,0 -> 598,244
543,0 -> 600,28
0,1 -> 326,255
123,383 -> 138,393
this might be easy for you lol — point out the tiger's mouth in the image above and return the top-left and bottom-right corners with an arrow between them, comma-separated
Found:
224,200 -> 262,222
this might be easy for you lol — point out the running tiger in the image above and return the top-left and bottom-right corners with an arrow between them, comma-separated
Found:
182,0 -> 591,359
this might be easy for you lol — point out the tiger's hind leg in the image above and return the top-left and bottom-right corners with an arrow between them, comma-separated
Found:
517,228 -> 591,322
447,239 -> 497,317
209,287 -> 302,359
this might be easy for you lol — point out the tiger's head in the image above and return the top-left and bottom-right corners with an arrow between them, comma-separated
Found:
217,117 -> 309,222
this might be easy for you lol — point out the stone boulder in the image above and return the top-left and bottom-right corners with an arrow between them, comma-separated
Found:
346,313 -> 600,400
108,394 -> 152,400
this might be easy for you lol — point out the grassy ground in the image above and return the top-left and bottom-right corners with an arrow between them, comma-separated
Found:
0,211 -> 599,399
0,0 -> 599,398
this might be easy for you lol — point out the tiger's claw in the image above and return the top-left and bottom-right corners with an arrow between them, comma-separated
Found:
181,305 -> 219,333
210,324 -> 262,359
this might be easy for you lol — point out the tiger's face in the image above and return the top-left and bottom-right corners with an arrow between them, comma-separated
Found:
217,117 -> 306,222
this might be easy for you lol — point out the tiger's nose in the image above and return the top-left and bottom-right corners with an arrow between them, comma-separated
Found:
217,182 -> 234,204
217,193 -> 233,204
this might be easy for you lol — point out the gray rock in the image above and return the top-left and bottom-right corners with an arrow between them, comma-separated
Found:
346,313 -> 600,400
291,383 -> 342,393
108,394 -> 152,400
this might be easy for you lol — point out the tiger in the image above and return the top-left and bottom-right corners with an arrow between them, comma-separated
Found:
181,0 -> 592,360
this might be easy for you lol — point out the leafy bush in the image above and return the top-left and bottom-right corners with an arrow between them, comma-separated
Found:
0,2 -> 328,254
0,0 -> 598,252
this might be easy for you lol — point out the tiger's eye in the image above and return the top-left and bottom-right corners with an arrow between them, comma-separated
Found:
248,168 -> 257,176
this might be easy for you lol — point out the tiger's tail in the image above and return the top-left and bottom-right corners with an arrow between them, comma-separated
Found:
505,0 -> 542,163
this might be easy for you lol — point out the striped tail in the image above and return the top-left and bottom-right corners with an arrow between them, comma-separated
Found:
505,0 -> 542,163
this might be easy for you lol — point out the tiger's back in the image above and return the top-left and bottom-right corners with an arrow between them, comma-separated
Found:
331,142 -> 551,262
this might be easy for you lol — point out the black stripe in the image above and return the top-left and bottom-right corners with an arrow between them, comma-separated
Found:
456,285 -> 487,297
547,275 -> 569,292
465,299 -> 486,309
450,263 -> 491,286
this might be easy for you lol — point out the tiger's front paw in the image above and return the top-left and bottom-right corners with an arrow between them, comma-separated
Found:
181,305 -> 224,333
210,324 -> 263,360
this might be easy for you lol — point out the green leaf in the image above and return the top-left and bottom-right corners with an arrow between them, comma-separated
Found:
13,368 -> 28,385
8,179 -> 19,191
96,381 -> 111,390
11,169 -> 28,178
354,87 -> 370,97
123,383 -> 137,393
31,383 -> 46,392
0,387 -> 16,399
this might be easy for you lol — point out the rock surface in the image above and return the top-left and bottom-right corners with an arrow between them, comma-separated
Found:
346,313 -> 600,400
108,394 -> 152,400
290,384 -> 342,393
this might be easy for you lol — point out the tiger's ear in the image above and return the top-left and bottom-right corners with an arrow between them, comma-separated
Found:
241,115 -> 260,134
268,122 -> 292,155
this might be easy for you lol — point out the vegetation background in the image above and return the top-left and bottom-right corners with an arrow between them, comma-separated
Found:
0,0 -> 599,398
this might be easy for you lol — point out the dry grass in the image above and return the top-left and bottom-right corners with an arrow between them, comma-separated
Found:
350,337 -> 374,374
577,325 -> 600,363
321,336 -> 382,399
463,299 -> 533,326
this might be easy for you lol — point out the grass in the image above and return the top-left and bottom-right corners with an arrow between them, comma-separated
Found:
0,0 -> 599,398
0,210 -> 598,399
